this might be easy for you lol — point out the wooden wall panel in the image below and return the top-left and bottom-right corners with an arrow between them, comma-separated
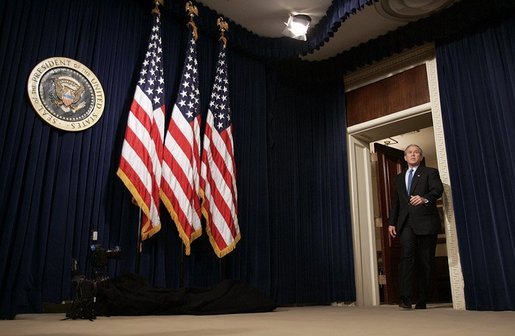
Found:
346,65 -> 429,127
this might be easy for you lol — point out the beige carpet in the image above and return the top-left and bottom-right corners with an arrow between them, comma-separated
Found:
2,304 -> 515,336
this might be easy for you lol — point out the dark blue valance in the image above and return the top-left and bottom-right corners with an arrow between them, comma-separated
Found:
315,0 -> 515,74
165,0 -> 514,72
163,0 -> 374,61
305,0 -> 374,54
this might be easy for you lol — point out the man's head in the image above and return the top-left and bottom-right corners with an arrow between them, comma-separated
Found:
404,144 -> 423,167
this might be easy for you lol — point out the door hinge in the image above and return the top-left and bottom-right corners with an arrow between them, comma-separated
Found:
370,152 -> 378,162
378,273 -> 386,285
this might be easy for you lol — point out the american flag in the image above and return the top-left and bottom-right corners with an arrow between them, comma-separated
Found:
117,12 -> 165,240
160,24 -> 202,255
200,42 -> 240,258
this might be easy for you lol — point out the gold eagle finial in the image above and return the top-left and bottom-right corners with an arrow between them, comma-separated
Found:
185,1 -> 199,40
217,17 -> 229,46
152,0 -> 163,15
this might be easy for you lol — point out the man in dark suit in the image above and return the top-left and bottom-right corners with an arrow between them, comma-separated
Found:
388,144 -> 443,309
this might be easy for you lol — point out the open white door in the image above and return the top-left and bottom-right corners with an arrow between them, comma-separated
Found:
347,135 -> 380,306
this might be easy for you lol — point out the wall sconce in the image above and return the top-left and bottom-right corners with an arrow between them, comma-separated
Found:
282,14 -> 311,41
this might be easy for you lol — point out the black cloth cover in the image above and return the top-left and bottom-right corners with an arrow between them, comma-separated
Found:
95,274 -> 276,316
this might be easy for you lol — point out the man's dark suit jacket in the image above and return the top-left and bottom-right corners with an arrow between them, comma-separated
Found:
388,165 -> 444,235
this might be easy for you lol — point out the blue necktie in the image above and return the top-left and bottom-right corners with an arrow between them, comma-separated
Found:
407,168 -> 414,194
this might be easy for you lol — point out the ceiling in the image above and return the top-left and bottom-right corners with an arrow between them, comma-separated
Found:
197,0 -> 457,61
196,0 -> 450,164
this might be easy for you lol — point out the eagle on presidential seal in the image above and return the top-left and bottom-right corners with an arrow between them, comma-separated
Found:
51,76 -> 86,113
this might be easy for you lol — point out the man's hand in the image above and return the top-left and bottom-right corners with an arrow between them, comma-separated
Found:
409,195 -> 427,206
388,225 -> 397,238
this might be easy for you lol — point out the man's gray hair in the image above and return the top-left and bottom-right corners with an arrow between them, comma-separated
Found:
404,144 -> 423,156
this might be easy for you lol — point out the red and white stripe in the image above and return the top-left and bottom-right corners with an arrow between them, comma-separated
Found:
161,104 -> 202,255
200,44 -> 240,257
117,13 -> 164,241
201,112 -> 240,257
160,29 -> 202,255
118,86 -> 164,240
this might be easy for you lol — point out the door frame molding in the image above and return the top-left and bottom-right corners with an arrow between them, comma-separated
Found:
426,57 -> 465,310
345,49 -> 465,309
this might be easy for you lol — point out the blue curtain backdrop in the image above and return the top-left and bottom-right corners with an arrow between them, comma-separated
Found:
0,0 -> 356,318
266,63 -> 354,303
436,16 -> 515,310
2,0 -> 514,319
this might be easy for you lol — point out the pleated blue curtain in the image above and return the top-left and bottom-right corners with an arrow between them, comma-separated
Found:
436,16 -> 515,310
266,63 -> 355,303
0,0 -> 356,318
0,0 -> 159,317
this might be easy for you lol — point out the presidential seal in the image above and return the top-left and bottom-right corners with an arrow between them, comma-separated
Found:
27,57 -> 105,131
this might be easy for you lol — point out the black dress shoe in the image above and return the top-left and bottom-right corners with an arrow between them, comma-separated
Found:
398,299 -> 412,309
414,303 -> 427,309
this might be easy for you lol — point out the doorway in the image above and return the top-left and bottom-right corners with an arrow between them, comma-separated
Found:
346,56 -> 465,309
373,129 -> 451,305
347,98 -> 464,308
